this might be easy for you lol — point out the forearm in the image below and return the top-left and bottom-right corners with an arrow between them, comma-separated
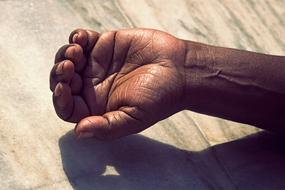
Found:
182,40 -> 285,133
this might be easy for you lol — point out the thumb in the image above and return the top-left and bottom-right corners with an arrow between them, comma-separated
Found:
74,109 -> 146,140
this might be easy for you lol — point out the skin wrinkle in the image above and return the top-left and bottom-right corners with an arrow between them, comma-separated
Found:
70,74 -> 80,93
89,33 -> 113,79
121,74 -> 155,104
51,28 -> 285,140
108,30 -> 119,75
197,60 -> 285,96
135,85 -> 162,106
183,39 -> 285,131
103,73 -> 118,112
183,42 -> 204,92
66,97 -> 76,121
83,76 -> 101,86
81,87 -> 94,115
104,33 -> 131,103
182,41 -> 193,104
104,31 -> 117,79
87,60 -> 104,81
119,106 -> 141,120
84,59 -> 102,77
129,50 -> 145,65
185,43 -> 285,95
118,108 -> 140,124
211,72 -> 285,96
126,31 -> 154,64
189,64 -> 285,97
207,44 -> 215,67
91,114 -> 111,140
138,36 -> 153,57
86,30 -> 100,52
109,31 -> 131,75
109,62 -> 150,97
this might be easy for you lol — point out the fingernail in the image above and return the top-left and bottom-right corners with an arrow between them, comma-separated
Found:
78,132 -> 94,139
54,83 -> 62,96
72,33 -> 79,43
56,61 -> 65,75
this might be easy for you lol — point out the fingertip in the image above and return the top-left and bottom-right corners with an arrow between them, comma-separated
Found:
74,118 -> 92,134
72,33 -> 79,43
69,29 -> 79,43
74,119 -> 95,139
63,60 -> 75,79
50,60 -> 75,92
54,82 -> 63,97
75,116 -> 111,140
65,44 -> 86,72
53,82 -> 72,109
69,29 -> 88,48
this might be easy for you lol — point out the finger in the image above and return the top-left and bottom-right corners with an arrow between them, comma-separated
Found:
53,83 -> 89,123
83,31 -> 116,85
50,60 -> 74,91
108,30 -> 132,75
54,44 -> 86,72
70,73 -> 83,94
74,108 -> 146,140
69,28 -> 100,52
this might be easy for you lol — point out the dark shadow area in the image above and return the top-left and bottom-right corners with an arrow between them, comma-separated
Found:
211,131 -> 285,190
59,131 -> 285,190
59,132 -> 221,190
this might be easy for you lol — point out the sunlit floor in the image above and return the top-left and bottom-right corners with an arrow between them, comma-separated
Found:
0,0 -> 285,189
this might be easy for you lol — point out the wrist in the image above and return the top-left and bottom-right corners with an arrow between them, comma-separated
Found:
180,40 -> 214,111
180,39 -> 285,132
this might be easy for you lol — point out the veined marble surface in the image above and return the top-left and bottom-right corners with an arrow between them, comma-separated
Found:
0,0 -> 285,189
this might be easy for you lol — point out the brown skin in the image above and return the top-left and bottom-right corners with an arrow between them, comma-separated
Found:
50,28 -> 285,140
50,29 -> 186,140
183,42 -> 285,133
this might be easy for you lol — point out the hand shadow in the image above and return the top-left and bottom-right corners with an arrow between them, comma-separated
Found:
211,131 -> 285,190
59,131 -> 285,190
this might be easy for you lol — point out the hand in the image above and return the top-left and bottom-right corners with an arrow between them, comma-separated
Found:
50,28 -> 186,140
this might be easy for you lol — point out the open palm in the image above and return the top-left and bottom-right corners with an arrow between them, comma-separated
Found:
50,28 -> 186,140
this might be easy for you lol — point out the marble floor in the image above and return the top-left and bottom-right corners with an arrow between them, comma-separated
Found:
0,0 -> 285,189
